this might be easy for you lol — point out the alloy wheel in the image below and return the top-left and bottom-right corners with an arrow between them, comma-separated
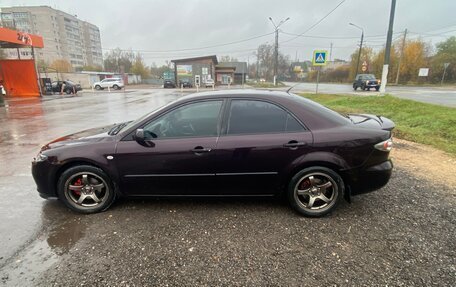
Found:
64,172 -> 109,208
294,172 -> 338,212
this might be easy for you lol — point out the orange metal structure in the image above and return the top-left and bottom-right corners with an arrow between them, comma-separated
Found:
0,27 -> 44,97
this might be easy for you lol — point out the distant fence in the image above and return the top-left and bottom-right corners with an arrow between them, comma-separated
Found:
142,78 -> 163,85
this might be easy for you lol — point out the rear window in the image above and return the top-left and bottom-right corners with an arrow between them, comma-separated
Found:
288,93 -> 352,125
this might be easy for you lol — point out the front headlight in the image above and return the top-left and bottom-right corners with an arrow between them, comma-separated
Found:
34,153 -> 48,162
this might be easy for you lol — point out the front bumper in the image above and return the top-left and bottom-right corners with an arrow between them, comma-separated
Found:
345,160 -> 393,195
32,159 -> 59,198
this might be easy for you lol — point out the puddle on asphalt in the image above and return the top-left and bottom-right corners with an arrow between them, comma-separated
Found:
0,201 -> 88,285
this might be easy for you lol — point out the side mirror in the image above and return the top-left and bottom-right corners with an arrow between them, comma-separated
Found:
135,128 -> 145,141
134,129 -> 155,147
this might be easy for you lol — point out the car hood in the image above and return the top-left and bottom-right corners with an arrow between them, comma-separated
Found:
41,123 -> 119,151
347,114 -> 395,131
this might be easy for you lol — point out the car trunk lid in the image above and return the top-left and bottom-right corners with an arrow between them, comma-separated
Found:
347,114 -> 395,131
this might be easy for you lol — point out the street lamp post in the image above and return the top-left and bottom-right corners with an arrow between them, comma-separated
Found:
269,16 -> 290,85
349,23 -> 364,76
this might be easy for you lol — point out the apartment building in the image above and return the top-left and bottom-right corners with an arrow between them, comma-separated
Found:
0,6 -> 103,70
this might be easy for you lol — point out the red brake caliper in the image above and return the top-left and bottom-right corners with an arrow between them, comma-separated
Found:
73,178 -> 82,195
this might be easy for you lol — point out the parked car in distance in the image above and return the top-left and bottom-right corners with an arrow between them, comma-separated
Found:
353,74 -> 380,91
93,78 -> 124,90
163,80 -> 176,88
51,80 -> 82,94
179,79 -> 193,88
32,90 -> 394,217
205,79 -> 215,88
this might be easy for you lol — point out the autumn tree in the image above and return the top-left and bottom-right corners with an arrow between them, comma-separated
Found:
430,36 -> 456,83
256,43 -> 290,81
130,53 -> 150,79
103,48 -> 135,73
348,46 -> 374,80
371,44 -> 399,82
397,39 -> 430,83
50,59 -> 72,72
81,65 -> 103,72
219,55 -> 239,62
150,64 -> 172,78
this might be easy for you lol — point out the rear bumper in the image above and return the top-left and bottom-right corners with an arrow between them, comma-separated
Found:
345,160 -> 393,195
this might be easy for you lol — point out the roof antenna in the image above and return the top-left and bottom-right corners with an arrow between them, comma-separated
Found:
286,82 -> 301,94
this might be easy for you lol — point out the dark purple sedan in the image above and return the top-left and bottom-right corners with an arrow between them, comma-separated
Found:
32,90 -> 394,217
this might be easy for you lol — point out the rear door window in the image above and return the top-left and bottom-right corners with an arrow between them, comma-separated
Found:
226,100 -> 304,135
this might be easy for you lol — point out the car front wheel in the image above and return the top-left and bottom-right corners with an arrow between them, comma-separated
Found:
113,84 -> 120,90
95,85 -> 102,90
288,167 -> 343,217
57,165 -> 115,214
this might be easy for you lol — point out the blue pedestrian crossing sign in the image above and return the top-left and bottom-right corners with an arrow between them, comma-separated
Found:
313,50 -> 328,66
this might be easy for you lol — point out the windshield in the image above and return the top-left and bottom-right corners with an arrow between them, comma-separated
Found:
117,100 -> 177,135
361,74 -> 376,80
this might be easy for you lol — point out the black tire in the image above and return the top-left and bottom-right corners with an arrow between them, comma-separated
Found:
353,84 -> 358,91
287,166 -> 344,217
95,85 -> 102,90
65,89 -> 72,95
113,84 -> 120,90
375,87 -> 380,91
362,85 -> 366,91
57,165 -> 115,214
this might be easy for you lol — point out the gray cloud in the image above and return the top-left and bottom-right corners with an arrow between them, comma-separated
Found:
3,0 -> 455,65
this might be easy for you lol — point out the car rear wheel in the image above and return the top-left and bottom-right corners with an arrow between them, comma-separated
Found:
65,88 -> 72,94
288,167 -> 343,217
95,85 -> 102,90
375,87 -> 380,91
57,165 -> 115,214
353,84 -> 358,91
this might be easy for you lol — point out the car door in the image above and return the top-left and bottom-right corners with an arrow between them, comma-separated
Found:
215,99 -> 313,195
114,100 -> 224,195
101,79 -> 109,88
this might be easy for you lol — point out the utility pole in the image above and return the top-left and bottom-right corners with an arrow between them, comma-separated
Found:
329,42 -> 333,61
269,17 -> 290,85
256,49 -> 260,80
395,28 -> 407,84
441,63 -> 450,85
380,0 -> 397,94
349,23 -> 364,75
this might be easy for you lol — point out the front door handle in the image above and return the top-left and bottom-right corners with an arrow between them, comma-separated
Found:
283,140 -> 307,149
191,146 -> 212,154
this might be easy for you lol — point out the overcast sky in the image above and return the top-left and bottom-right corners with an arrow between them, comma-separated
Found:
2,0 -> 455,65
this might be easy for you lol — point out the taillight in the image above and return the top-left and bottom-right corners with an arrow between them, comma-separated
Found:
375,138 -> 393,151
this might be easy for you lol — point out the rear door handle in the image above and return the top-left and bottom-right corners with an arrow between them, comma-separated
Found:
283,140 -> 307,148
191,146 -> 212,154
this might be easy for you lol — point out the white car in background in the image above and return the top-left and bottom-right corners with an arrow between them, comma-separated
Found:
205,79 -> 215,88
93,78 -> 124,90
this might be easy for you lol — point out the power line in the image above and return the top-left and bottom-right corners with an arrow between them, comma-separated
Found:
101,32 -> 274,53
281,0 -> 347,44
281,30 -> 403,40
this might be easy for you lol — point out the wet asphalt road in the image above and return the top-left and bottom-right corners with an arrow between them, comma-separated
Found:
284,82 -> 456,107
0,88 -> 455,286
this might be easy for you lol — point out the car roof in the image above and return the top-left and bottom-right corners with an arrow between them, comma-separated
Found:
177,89 -> 291,101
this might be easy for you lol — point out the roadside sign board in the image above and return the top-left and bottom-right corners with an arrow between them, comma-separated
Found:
312,50 -> 328,66
418,68 -> 429,77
